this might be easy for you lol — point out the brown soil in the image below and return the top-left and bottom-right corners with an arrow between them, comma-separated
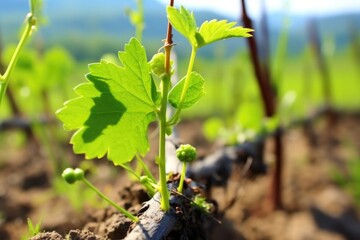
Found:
0,114 -> 360,239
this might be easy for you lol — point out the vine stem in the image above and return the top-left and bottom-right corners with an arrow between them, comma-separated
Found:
240,0 -> 275,116
0,13 -> 36,106
240,0 -> 283,210
167,47 -> 197,126
157,0 -> 174,211
158,74 -> 171,210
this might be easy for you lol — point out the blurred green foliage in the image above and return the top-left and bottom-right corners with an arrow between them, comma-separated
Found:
0,45 -> 78,117
197,44 -> 359,143
1,40 -> 359,144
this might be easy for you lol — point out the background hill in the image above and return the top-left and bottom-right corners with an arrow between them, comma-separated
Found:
0,0 -> 359,60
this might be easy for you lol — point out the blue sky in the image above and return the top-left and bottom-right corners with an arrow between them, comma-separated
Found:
155,0 -> 360,18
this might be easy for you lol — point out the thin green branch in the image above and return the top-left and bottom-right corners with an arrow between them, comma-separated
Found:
177,162 -> 187,193
167,47 -> 197,126
120,163 -> 141,179
135,153 -> 156,183
0,11 -> 36,106
121,162 -> 156,196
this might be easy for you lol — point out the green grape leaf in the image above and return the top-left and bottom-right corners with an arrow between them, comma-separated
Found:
197,20 -> 253,48
168,71 -> 205,109
167,6 -> 253,49
166,6 -> 197,47
57,38 -> 157,165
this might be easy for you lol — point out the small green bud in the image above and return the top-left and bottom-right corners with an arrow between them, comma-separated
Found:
62,168 -> 76,184
62,168 -> 85,184
149,52 -> 165,76
140,176 -> 150,184
176,144 -> 197,163
74,168 -> 85,181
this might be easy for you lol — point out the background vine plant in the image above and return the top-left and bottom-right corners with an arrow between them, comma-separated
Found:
0,0 -> 38,106
56,1 -> 252,216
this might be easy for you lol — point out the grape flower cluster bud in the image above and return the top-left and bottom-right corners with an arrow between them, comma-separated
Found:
176,144 -> 197,163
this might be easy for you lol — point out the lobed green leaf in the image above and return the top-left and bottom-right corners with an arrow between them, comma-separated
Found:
168,71 -> 205,109
57,38 -> 157,165
197,20 -> 253,48
166,6 -> 197,47
167,6 -> 253,49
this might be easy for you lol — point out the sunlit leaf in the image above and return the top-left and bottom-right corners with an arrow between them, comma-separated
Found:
167,6 -> 253,49
166,6 -> 197,46
168,71 -> 205,109
197,20 -> 253,48
57,38 -> 157,165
